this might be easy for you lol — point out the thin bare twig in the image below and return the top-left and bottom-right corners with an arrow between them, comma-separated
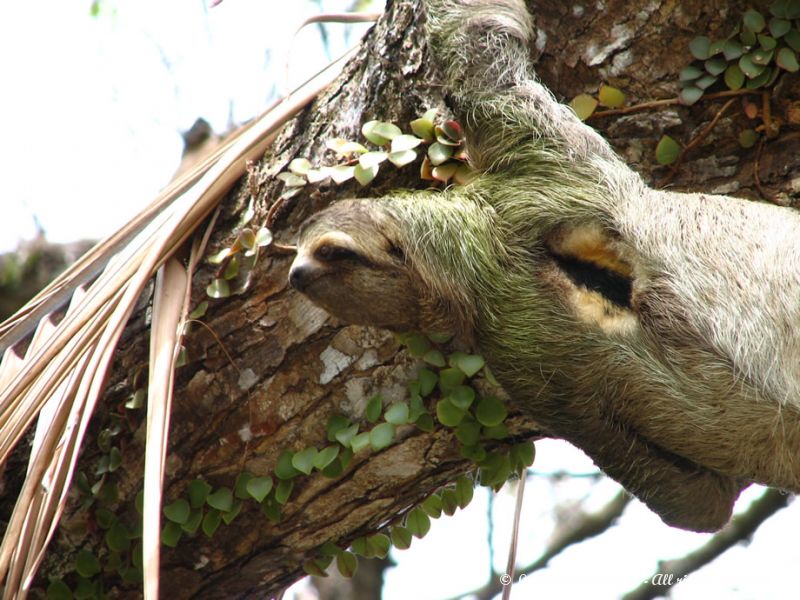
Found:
456,489 -> 631,600
622,489 -> 792,600
590,89 -> 761,119
657,98 -> 736,188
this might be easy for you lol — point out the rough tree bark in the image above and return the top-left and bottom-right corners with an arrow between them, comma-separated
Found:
12,0 -> 800,598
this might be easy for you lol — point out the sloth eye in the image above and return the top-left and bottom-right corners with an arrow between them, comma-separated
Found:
315,244 -> 358,262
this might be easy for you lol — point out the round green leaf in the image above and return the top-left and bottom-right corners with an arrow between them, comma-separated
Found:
336,550 -> 359,578
421,493 -> 443,518
695,74 -> 718,90
777,47 -> 800,71
94,507 -> 116,529
354,163 -> 378,186
745,67 -> 771,88
454,353 -> 485,377
335,423 -> 360,447
405,507 -> 431,538
759,33 -> 778,49
367,533 -> 392,558
769,18 -> 789,38
678,65 -> 703,81
186,479 -> 211,508
569,93 -> 598,120
366,395 -> 383,423
423,349 -> 446,368
328,165 -> 355,184
751,48 -> 774,65
410,117 -> 435,141
362,120 -> 390,145
510,442 -> 536,472
483,423 -> 510,439
399,331 -> 430,356
415,413 -> 435,432
450,385 -> 475,410
597,84 -> 625,108
475,397 -> 508,427
390,526 -> 413,550
234,472 -> 254,499
723,39 -> 744,61
202,509 -> 221,537
388,149 -> 418,167
739,53 -> 765,77
438,367 -> 466,392
302,557 -> 331,577
455,475 -> 475,508
309,446 -> 337,471
740,28 -> 757,46
275,449 -> 300,479
288,157 -> 312,175
327,414 -> 350,441
206,487 -> 233,512
460,443 -> 487,462
455,420 -> 481,446
785,28 -> 800,51
206,278 -> 230,299
369,422 -> 396,450
46,579 -> 72,600
441,489 -> 459,516
246,476 -> 274,503
291,447 -> 319,475
384,402 -> 410,425
222,499 -> 242,524
274,479 -> 294,505
359,150 -> 388,168
724,64 -> 745,90
350,431 -> 372,453
325,138 -> 367,155
182,508 -> 203,534
427,142 -> 453,166
391,134 -> 423,152
689,35 -> 711,60
655,135 -> 681,165
417,368 -> 438,396
372,121 -> 402,141
436,398 -> 466,427
276,171 -> 307,187
771,0 -> 789,17
743,9 -> 766,32
350,537 -> 370,558
704,57 -> 727,76
432,163 -> 458,183
163,499 -> 190,524
74,550 -> 101,578
161,521 -> 182,548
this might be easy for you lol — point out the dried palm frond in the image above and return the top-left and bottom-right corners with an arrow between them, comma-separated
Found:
0,43 -> 360,599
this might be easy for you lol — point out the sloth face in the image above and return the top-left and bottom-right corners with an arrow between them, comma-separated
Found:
289,201 -> 421,330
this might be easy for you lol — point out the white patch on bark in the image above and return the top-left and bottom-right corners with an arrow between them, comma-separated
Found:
355,349 -> 379,370
238,368 -> 258,390
319,346 -> 355,384
238,424 -> 253,442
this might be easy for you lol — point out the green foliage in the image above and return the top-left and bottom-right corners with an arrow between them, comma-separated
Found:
680,2 -> 800,104
655,135 -> 681,165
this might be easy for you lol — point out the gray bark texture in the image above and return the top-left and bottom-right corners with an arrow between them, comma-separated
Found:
16,0 -> 800,598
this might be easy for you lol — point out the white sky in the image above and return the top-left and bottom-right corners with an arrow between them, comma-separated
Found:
1,1 -> 797,599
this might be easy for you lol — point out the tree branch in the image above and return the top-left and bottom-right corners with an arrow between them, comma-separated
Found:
622,489 -> 792,600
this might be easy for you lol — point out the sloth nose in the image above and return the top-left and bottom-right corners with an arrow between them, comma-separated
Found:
289,264 -> 311,291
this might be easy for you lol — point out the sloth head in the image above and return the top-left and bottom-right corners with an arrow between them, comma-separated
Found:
289,200 -> 424,330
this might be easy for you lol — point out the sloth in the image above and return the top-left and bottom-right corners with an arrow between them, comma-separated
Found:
288,0 -> 800,531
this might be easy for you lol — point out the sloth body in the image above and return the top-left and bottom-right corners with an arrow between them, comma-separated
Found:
289,0 -> 800,531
